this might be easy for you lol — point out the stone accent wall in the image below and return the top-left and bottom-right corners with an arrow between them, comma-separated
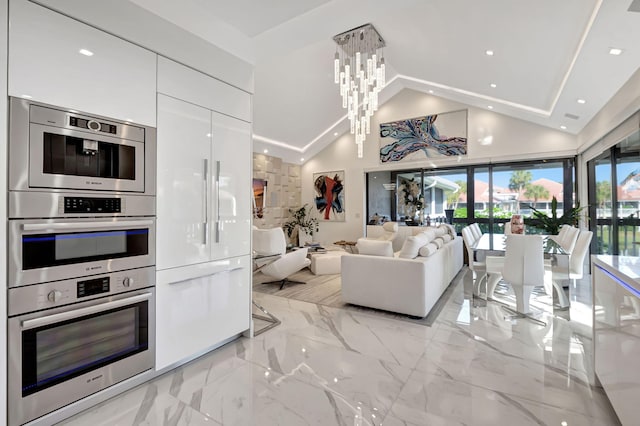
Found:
253,153 -> 301,229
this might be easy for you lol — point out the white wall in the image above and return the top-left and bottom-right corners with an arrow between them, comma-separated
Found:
302,89 -> 578,245
1,0 -> 8,422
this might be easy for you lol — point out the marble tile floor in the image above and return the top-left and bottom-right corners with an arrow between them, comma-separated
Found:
60,268 -> 620,425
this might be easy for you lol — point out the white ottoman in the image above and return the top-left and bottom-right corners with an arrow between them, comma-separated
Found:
310,251 -> 345,275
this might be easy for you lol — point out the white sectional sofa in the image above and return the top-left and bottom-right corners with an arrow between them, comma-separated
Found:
341,225 -> 463,317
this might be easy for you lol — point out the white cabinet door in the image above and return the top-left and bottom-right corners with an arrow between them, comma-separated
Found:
157,57 -> 251,122
211,111 -> 252,260
8,0 -> 157,126
155,257 -> 251,370
157,95 -> 211,270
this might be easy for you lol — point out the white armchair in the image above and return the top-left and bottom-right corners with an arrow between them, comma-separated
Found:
252,227 -> 311,290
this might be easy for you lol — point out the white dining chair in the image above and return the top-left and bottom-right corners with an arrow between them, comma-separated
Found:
462,226 -> 486,295
471,223 -> 482,241
569,230 -> 593,282
501,235 -> 546,324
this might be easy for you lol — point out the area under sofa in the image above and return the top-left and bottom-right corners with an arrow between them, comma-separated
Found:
341,226 -> 464,318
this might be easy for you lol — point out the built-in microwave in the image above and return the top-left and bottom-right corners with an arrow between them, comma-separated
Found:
8,97 -> 156,195
8,190 -> 156,288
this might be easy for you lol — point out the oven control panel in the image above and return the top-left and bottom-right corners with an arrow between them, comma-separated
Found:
78,276 -> 110,298
7,266 -> 155,316
63,197 -> 122,214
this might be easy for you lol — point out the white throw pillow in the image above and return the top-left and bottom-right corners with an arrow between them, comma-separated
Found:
356,238 -> 394,257
434,227 -> 447,237
421,229 -> 437,244
440,234 -> 453,243
418,243 -> 439,257
432,237 -> 444,249
398,233 -> 430,259
440,223 -> 456,238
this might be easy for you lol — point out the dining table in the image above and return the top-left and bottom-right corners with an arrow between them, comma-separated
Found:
470,233 -> 571,312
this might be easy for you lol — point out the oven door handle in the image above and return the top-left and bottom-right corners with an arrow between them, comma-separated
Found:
23,220 -> 154,232
21,293 -> 152,331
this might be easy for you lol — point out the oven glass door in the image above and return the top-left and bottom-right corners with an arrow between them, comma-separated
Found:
29,124 -> 145,192
22,228 -> 148,270
10,219 -> 156,287
20,293 -> 150,397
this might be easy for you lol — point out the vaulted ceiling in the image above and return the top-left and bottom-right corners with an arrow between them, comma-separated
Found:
130,0 -> 640,162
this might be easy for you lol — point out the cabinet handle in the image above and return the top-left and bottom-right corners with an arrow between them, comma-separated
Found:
203,158 -> 209,245
168,266 -> 244,285
216,160 -> 221,243
22,293 -> 152,330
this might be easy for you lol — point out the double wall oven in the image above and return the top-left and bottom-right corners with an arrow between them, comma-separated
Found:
7,98 -> 157,426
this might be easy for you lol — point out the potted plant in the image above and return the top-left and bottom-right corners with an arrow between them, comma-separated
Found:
283,204 -> 320,246
527,196 -> 586,235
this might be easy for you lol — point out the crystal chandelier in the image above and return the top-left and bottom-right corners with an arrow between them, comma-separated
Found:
333,24 -> 386,158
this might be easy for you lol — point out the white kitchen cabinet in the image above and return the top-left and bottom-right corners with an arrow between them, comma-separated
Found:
8,0 -> 157,126
157,56 -> 251,122
211,111 -> 252,260
156,95 -> 212,270
593,257 -> 640,426
157,96 -> 252,269
155,257 -> 250,370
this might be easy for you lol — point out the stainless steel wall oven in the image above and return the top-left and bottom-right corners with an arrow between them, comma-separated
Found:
7,99 -> 157,426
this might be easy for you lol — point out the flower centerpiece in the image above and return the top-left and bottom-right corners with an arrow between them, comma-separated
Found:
282,204 -> 320,246
399,177 -> 424,225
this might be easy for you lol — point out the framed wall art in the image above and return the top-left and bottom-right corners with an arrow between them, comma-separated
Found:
379,109 -> 468,163
313,170 -> 345,221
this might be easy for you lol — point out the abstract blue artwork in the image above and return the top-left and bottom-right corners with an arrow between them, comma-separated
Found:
379,110 -> 467,163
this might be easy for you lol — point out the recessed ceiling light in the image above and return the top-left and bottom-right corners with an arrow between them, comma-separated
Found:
428,90 -> 434,94
487,105 -> 494,110
126,119 -> 133,122
79,48 -> 94,57
490,83 -> 497,88
206,133 -> 211,137
560,125 -> 567,130
609,48 -> 623,56
263,149 -> 268,154
485,50 -> 494,56
577,99 -> 586,104
333,132 -> 338,136
300,157 -> 304,162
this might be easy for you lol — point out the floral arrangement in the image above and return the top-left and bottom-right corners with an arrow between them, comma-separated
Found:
282,204 -> 320,238
399,177 -> 424,219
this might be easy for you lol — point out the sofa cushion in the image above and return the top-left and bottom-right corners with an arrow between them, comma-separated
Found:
418,242 -> 439,257
356,238 -> 394,257
398,233 -> 430,259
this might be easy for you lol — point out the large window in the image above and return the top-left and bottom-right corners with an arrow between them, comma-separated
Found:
588,129 -> 640,255
365,158 -> 575,234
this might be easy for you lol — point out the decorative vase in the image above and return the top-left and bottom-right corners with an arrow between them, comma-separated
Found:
444,209 -> 455,224
298,228 -> 312,247
510,214 -> 525,234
